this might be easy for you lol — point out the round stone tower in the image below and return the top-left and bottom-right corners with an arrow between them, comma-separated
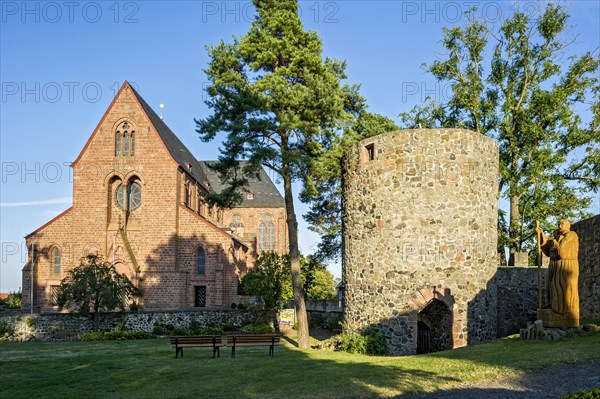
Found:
342,128 -> 499,355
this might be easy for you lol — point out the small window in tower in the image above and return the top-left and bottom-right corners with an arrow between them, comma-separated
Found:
246,192 -> 254,200
365,143 -> 375,161
130,131 -> 135,156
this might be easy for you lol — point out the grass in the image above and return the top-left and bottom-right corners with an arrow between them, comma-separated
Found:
1,333 -> 599,398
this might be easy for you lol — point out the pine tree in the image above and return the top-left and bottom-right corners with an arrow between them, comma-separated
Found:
196,0 -> 357,348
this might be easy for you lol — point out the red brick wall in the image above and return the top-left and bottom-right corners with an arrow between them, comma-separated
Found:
22,83 -> 287,312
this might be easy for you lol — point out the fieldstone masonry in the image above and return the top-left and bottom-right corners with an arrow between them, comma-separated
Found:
571,215 -> 600,321
342,129 -> 499,355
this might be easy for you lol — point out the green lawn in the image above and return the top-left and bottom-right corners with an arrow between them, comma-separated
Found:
1,333 -> 599,398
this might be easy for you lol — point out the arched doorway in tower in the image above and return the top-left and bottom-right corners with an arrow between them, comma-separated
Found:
417,298 -> 452,354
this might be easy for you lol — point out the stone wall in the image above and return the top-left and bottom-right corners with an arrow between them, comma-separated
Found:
0,310 -> 254,341
495,267 -> 547,337
342,129 -> 499,355
572,215 -> 600,320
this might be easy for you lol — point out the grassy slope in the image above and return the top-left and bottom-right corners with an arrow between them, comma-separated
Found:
1,333 -> 599,399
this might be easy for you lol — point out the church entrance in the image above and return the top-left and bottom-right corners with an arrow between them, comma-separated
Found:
416,298 -> 452,354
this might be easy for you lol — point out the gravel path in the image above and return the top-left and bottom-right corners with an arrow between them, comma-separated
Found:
398,359 -> 600,399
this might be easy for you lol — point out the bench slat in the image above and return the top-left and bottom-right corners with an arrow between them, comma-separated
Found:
226,335 -> 281,358
170,335 -> 224,359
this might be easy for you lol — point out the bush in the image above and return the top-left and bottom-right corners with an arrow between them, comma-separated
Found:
365,328 -> 389,356
153,324 -> 165,335
563,389 -> 600,399
5,289 -> 22,309
335,330 -> 367,354
333,324 -> 388,355
25,317 -> 37,328
0,321 -> 12,335
222,323 -> 236,332
170,326 -> 223,336
80,331 -> 154,341
241,323 -> 273,334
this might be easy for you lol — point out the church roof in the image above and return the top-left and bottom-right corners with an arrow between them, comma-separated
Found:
130,85 -> 212,190
130,84 -> 284,208
201,161 -> 285,208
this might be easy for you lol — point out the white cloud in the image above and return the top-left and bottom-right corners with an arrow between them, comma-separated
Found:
0,197 -> 71,207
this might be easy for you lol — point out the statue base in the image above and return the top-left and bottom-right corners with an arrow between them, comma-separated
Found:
537,308 -> 579,328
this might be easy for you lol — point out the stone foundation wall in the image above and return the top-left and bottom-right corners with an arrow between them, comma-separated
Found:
0,310 -> 254,341
572,215 -> 600,320
495,267 -> 547,337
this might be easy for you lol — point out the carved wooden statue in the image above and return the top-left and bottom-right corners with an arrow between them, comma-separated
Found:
536,219 -> 580,327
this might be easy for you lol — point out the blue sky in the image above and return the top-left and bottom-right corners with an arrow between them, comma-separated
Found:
1,0 -> 599,292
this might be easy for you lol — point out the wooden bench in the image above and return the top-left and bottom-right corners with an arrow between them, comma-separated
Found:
226,334 -> 281,358
169,335 -> 224,359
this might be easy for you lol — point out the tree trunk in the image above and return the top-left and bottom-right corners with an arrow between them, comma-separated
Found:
508,194 -> 520,266
282,172 -> 310,349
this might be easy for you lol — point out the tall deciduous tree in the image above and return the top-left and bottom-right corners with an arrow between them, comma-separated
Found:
57,254 -> 142,331
400,4 -> 599,261
196,0 -> 357,348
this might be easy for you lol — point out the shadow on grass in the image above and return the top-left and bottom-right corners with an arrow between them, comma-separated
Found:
0,338 -> 458,399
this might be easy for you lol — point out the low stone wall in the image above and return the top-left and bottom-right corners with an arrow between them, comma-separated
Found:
305,300 -> 342,313
572,215 -> 600,320
495,267 -> 547,337
0,310 -> 254,341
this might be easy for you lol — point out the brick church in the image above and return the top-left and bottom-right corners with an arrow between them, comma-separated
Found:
22,81 -> 287,311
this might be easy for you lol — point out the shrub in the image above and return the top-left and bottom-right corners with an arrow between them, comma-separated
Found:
335,330 -> 367,354
333,324 -> 388,355
153,324 -> 165,335
6,289 -> 22,309
193,326 -> 223,335
365,328 -> 389,356
222,323 -> 236,331
0,321 -> 12,335
170,326 -> 223,336
563,389 -> 600,399
241,323 -> 273,334
80,331 -> 154,341
171,327 -> 192,336
25,317 -> 37,328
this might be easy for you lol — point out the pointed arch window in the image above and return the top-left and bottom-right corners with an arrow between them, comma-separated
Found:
115,132 -> 122,156
184,182 -> 191,207
196,247 -> 206,275
115,122 -> 135,157
258,214 -> 275,251
229,214 -> 244,233
52,247 -> 61,274
123,131 -> 130,156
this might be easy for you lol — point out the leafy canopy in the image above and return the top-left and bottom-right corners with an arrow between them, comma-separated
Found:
399,4 -> 599,257
58,254 -> 142,329
241,252 -> 336,311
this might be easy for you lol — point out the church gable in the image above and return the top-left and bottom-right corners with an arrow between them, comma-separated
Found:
72,82 -> 175,173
